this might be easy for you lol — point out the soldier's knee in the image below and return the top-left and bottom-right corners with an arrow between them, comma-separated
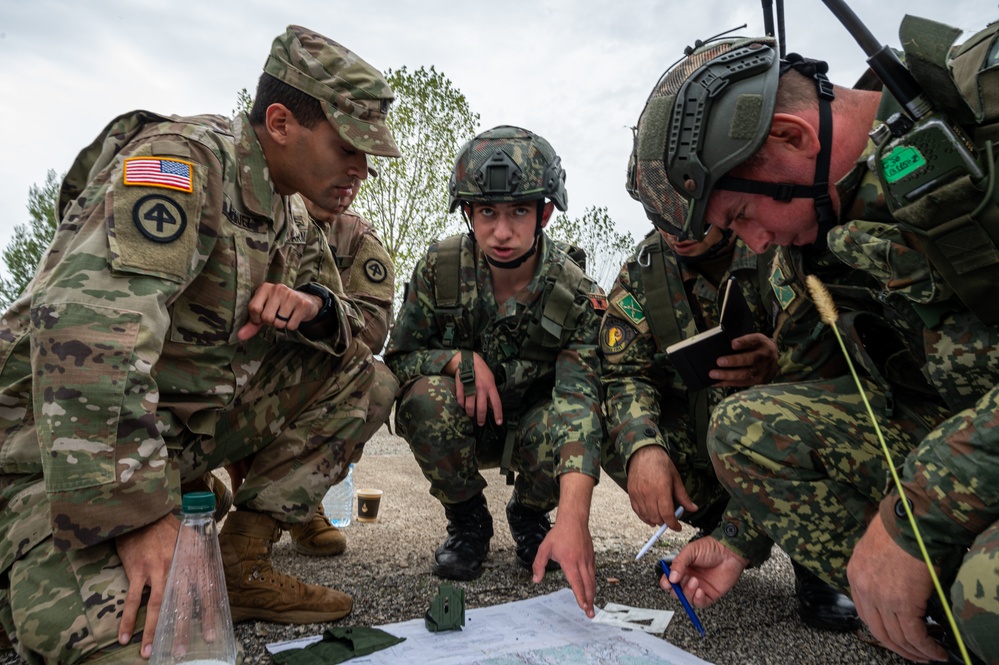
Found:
8,542 -> 128,663
396,376 -> 461,439
951,534 -> 999,659
366,362 -> 400,426
707,390 -> 768,457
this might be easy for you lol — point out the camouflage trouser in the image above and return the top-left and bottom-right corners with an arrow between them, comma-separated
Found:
0,341 -> 373,664
601,424 -> 730,533
395,375 -> 558,512
341,360 -> 399,478
710,375 -> 948,586
715,376 -> 999,661
952,518 -> 999,662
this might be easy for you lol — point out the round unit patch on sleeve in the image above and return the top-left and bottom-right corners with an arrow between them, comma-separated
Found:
132,194 -> 187,243
364,257 -> 388,283
601,315 -> 638,355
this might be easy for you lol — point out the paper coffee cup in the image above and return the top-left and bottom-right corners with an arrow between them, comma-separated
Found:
356,488 -> 383,523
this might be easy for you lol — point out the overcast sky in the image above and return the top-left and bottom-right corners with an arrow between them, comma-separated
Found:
0,0 -> 991,262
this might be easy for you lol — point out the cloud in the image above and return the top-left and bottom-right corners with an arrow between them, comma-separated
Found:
0,0 -> 990,261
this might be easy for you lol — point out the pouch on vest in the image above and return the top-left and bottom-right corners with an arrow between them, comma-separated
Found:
881,16 -> 999,324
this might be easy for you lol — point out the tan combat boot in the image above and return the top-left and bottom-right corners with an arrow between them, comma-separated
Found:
219,510 -> 352,624
289,505 -> 347,556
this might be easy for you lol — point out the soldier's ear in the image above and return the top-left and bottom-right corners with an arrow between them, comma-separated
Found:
768,114 -> 820,159
264,103 -> 295,146
539,201 -> 555,228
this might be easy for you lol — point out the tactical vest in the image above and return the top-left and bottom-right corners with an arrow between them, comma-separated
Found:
882,17 -> 999,324
432,233 -> 593,362
634,234 -> 773,470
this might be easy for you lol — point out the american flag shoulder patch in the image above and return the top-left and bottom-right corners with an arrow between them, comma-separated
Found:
123,156 -> 194,193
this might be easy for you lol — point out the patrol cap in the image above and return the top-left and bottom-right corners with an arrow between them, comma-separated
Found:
264,25 -> 402,158
631,37 -> 779,238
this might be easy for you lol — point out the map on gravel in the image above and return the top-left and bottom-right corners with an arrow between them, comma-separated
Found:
268,588 -> 711,665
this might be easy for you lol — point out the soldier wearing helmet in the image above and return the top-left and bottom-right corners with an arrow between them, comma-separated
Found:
385,126 -> 606,618
634,25 -> 999,664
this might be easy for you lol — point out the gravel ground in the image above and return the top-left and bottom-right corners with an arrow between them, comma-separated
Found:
0,428 -> 910,664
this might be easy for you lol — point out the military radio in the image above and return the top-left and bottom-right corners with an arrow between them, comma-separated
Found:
821,0 -> 985,210
820,0 -> 999,325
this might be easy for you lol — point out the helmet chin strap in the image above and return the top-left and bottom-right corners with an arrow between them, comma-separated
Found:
714,54 -> 837,248
673,228 -> 734,265
466,202 -> 545,270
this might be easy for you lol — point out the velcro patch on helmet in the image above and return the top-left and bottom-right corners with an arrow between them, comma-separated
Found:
637,98 -> 673,161
730,95 -> 764,140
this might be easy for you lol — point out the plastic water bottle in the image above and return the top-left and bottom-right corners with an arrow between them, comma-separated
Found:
150,492 -> 237,665
323,463 -> 354,528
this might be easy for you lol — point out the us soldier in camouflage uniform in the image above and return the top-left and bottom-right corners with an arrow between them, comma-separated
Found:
227,190 -> 398,556
631,29 -> 999,664
280,191 -> 398,556
0,26 -> 401,663
385,126 -> 606,618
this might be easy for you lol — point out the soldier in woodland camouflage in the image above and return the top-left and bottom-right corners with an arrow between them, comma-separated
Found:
385,126 -> 606,618
632,27 -> 999,664
600,225 -> 776,536
0,25 -> 400,664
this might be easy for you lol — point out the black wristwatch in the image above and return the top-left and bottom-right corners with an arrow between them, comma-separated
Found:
297,282 -> 334,324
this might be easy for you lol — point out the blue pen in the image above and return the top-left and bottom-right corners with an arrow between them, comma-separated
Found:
658,559 -> 706,637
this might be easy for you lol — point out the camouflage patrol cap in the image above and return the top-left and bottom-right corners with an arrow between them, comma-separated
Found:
448,125 -> 568,212
630,37 -> 779,238
265,25 -> 401,158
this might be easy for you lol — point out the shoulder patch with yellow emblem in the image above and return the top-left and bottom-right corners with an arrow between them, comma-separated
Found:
601,315 -> 637,355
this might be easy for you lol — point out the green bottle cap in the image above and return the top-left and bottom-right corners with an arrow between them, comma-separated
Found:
181,491 -> 216,514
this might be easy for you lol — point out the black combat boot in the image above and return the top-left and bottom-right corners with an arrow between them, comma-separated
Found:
434,494 -> 494,581
506,495 -> 559,572
792,560 -> 861,632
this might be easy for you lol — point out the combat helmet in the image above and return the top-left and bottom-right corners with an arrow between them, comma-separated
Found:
630,36 -> 836,241
448,125 -> 567,213
449,125 -> 568,269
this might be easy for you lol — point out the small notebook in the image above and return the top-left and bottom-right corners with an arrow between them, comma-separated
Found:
666,277 -> 755,391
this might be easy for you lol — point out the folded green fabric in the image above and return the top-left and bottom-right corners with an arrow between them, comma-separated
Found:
271,626 -> 406,665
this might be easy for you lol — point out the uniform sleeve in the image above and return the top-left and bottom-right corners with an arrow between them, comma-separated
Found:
551,285 -> 606,481
384,251 -> 456,386
31,136 -> 221,550
601,265 -> 667,467
291,219 -> 364,355
338,229 -> 394,354
713,503 -> 775,567
880,384 -> 999,562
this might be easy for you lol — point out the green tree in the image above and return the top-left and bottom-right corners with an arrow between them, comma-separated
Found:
233,87 -> 253,116
549,206 -> 635,291
352,65 -> 479,299
0,170 -> 62,308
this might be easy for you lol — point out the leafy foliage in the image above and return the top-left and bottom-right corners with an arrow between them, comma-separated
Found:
0,170 -> 62,309
233,87 -> 253,116
352,66 -> 479,300
548,206 -> 635,291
